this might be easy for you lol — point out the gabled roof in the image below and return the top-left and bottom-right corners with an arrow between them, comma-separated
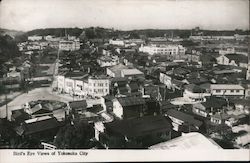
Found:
129,82 -> 139,91
225,54 -> 248,64
172,67 -> 191,76
201,97 -> 227,108
211,112 -> 230,120
11,109 -> 30,124
117,96 -> 145,107
108,63 -> 128,72
87,104 -> 104,114
121,68 -> 144,76
68,100 -> 87,109
166,109 -> 203,127
185,84 -> 206,93
19,117 -> 61,135
210,84 -> 244,90
105,115 -> 172,137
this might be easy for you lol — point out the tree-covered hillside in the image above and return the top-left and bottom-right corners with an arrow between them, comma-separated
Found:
0,35 -> 20,72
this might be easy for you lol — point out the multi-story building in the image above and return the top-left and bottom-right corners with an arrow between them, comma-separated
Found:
183,84 -> 211,102
109,39 -> 125,46
28,35 -> 43,41
27,43 -> 41,50
216,54 -> 248,68
57,74 -> 110,98
210,84 -> 245,98
87,76 -> 110,97
97,55 -> 119,67
59,40 -> 80,51
139,44 -> 185,56
246,64 -> 250,80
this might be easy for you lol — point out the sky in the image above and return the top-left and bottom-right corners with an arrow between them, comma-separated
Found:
0,0 -> 249,31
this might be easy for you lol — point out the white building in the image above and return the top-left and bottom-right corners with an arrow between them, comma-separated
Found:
109,39 -> 125,46
97,55 -> 119,67
57,74 -> 110,98
219,47 -> 236,55
27,43 -> 41,50
88,76 -> 110,97
28,35 -> 43,41
44,35 -> 54,41
57,74 -> 88,97
59,40 -> 80,51
210,84 -> 245,97
216,54 -> 248,68
183,84 -> 211,102
139,44 -> 185,55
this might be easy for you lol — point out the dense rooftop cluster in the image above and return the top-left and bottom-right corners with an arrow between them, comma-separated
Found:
0,27 -> 250,149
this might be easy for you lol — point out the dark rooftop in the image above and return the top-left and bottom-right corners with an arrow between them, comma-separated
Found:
185,84 -> 206,93
68,100 -> 87,109
117,96 -> 145,107
20,117 -> 61,135
166,109 -> 203,127
201,97 -> 228,109
105,115 -> 172,137
225,54 -> 248,64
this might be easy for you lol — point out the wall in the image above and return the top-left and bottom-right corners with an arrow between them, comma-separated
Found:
113,99 -> 123,119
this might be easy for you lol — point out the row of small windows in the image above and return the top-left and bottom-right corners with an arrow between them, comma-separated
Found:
89,83 -> 109,87
92,89 -> 108,93
215,89 -> 241,93
153,49 -> 177,52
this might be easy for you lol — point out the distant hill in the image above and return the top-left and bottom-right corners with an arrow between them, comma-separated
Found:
13,27 -> 250,42
0,28 -> 24,38
25,28 -> 84,37
0,35 -> 20,64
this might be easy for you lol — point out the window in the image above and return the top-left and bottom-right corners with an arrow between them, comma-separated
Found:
236,90 -> 240,93
215,90 -> 221,93
230,90 -> 234,93
66,82 -> 73,87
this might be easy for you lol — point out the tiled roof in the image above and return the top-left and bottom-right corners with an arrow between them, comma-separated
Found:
225,54 -> 248,64
121,68 -> 144,76
21,117 -> 61,135
68,100 -> 87,109
117,96 -> 145,107
185,84 -> 206,93
210,84 -> 244,90
108,63 -> 128,72
105,115 -> 172,137
202,97 -> 227,108
129,82 -> 139,91
166,109 -> 203,127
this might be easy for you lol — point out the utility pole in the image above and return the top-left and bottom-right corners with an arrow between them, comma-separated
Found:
5,85 -> 8,120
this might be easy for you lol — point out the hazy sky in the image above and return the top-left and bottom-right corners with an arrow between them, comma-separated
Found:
0,0 -> 249,31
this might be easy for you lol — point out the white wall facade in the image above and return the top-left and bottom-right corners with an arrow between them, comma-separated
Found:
112,99 -> 123,119
139,45 -> 185,55
88,78 -> 110,97
210,85 -> 245,96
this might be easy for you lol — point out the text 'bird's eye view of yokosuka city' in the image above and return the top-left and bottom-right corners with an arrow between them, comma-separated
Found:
0,0 -> 249,155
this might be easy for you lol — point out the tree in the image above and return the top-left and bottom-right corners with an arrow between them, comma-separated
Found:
54,121 -> 94,149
